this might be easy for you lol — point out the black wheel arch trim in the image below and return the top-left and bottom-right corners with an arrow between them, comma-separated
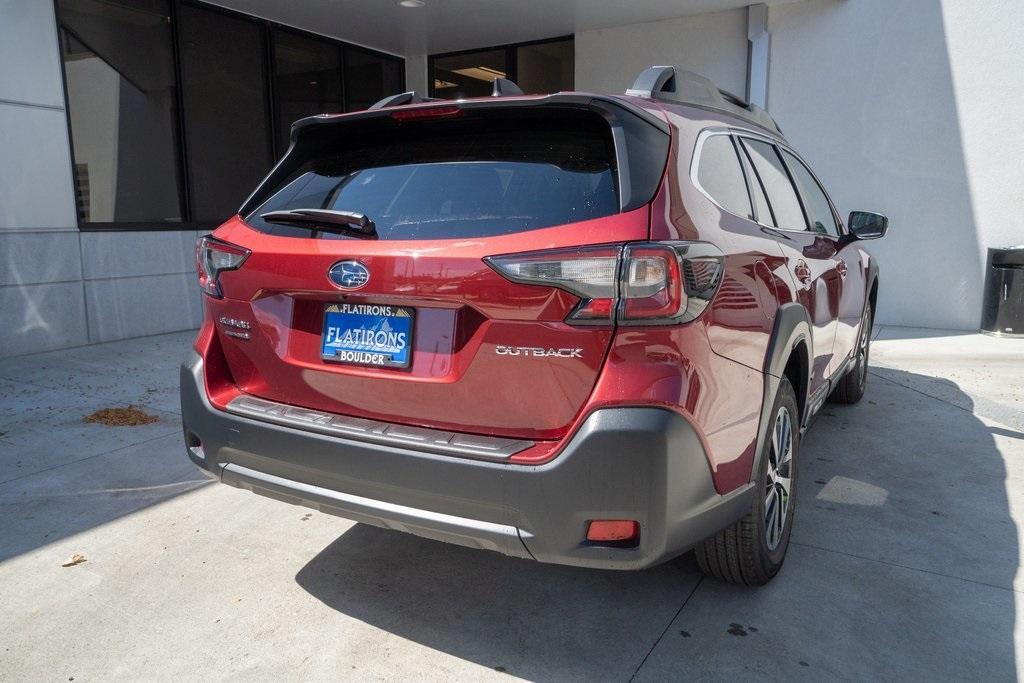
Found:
751,303 -> 812,484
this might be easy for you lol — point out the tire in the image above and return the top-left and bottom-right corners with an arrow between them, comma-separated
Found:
695,377 -> 799,586
831,300 -> 873,405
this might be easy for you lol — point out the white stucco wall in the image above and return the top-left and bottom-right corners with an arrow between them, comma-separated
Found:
769,0 -> 1024,330
574,8 -> 748,96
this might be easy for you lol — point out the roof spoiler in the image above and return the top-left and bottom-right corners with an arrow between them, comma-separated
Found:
369,77 -> 525,110
626,66 -> 782,136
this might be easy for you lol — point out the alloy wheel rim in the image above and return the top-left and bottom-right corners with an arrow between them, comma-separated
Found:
858,308 -> 871,386
764,406 -> 794,551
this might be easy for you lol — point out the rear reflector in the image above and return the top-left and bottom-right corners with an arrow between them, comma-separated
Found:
586,520 -> 640,543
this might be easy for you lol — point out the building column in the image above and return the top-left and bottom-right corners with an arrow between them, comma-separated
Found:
746,3 -> 770,108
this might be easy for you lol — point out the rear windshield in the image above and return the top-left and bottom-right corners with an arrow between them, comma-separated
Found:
244,109 -> 619,240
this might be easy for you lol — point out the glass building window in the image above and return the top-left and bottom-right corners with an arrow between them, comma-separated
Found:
57,0 -> 405,228
430,38 -> 573,100
345,47 -> 404,112
431,49 -> 507,99
516,39 -> 574,94
273,30 -> 344,156
178,3 -> 273,223
59,0 -> 183,223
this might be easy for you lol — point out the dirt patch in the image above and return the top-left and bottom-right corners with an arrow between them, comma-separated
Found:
83,406 -> 159,427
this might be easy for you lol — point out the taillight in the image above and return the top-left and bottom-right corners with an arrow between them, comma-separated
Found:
485,246 -> 620,324
196,235 -> 249,298
485,242 -> 723,325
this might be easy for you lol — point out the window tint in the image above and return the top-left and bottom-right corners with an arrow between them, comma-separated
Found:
345,48 -> 404,112
273,30 -> 343,156
781,150 -> 839,237
59,0 -> 183,223
697,135 -> 752,220
740,139 -> 806,230
737,142 -> 775,226
178,4 -> 272,223
246,111 -> 618,240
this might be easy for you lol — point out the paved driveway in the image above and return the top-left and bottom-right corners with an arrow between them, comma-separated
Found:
1,327 -> 1022,680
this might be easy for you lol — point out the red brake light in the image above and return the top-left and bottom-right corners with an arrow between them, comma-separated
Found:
196,235 -> 249,298
390,105 -> 463,121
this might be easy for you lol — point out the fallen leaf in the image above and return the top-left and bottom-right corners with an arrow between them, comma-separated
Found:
62,553 -> 87,567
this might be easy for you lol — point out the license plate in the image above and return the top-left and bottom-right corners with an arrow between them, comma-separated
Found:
321,303 -> 415,368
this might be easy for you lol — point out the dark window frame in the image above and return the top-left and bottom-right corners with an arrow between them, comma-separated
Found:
427,35 -> 573,99
54,0 -> 405,232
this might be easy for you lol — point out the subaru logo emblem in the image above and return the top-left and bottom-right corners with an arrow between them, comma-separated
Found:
328,260 -> 370,290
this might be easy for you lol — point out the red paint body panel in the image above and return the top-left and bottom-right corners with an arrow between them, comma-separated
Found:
206,209 -> 648,441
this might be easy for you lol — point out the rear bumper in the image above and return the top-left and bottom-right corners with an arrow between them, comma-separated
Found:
180,352 -> 752,569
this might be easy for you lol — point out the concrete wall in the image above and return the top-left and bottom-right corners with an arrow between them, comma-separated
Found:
769,0 -> 1024,330
405,53 -> 428,96
575,8 -> 748,97
0,1 -> 202,358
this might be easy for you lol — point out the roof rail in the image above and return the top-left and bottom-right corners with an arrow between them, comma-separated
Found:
625,66 -> 782,136
367,91 -> 442,110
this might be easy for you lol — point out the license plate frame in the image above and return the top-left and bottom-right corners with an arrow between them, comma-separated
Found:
320,302 -> 416,369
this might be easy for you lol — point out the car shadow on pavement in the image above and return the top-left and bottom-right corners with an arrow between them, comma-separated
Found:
296,367 -> 1017,679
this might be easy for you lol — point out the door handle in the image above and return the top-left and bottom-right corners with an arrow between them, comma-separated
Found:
837,259 -> 848,278
794,260 -> 811,284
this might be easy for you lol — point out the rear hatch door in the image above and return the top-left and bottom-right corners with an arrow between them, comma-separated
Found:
212,99 -> 669,441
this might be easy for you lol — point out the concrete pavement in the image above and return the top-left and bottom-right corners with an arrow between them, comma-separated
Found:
0,326 -> 1022,680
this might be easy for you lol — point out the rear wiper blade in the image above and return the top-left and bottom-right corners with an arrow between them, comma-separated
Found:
260,209 -> 376,236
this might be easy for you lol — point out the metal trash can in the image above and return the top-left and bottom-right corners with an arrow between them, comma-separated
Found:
981,246 -> 1024,337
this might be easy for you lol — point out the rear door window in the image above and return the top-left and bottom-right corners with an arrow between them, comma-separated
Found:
245,110 -> 620,240
737,140 -> 775,226
696,134 -> 753,220
781,150 -> 840,237
740,138 -> 807,230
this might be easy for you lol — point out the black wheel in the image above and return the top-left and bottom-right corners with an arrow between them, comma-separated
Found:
831,300 -> 872,405
695,377 -> 799,586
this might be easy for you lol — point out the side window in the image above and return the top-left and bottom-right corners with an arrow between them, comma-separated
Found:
737,141 -> 775,226
696,134 -> 753,220
740,138 -> 807,230
781,150 -> 840,237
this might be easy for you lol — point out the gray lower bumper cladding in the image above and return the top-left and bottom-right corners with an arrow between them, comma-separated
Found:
180,352 -> 753,570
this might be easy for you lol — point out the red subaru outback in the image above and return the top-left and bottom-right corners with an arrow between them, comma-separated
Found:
181,67 -> 886,585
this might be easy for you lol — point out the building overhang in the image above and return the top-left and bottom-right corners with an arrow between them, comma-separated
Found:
206,0 -> 801,56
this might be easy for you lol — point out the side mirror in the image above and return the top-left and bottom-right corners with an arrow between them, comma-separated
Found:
848,211 -> 888,240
